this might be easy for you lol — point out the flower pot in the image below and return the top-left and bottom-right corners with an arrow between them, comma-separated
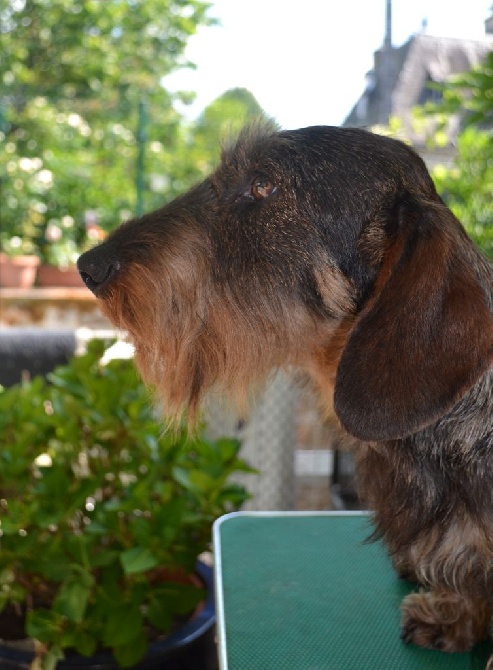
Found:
0,254 -> 40,289
0,562 -> 217,670
37,264 -> 85,288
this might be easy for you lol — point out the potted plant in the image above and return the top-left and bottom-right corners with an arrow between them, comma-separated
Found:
0,194 -> 46,288
0,339 -> 252,670
0,237 -> 40,289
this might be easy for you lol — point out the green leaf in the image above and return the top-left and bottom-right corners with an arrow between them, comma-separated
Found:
172,467 -> 214,493
41,645 -> 65,670
216,437 -> 241,461
103,605 -> 143,647
147,596 -> 172,632
26,609 -> 65,642
73,631 -> 97,657
149,582 -> 204,630
54,570 -> 95,623
120,547 -> 159,575
90,548 -> 120,568
113,628 -> 148,667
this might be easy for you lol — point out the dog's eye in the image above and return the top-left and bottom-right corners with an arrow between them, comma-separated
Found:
251,178 -> 276,200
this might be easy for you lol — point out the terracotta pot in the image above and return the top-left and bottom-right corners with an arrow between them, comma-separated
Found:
37,264 -> 84,288
0,254 -> 40,289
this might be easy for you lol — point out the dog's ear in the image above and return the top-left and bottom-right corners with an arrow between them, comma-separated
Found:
334,198 -> 493,441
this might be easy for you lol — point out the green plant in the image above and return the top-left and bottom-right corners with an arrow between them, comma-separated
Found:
430,127 -> 493,260
0,199 -> 44,257
0,339 -> 252,669
1,0 -> 215,250
415,50 -> 493,260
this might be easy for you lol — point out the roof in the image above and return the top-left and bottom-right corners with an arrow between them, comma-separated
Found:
343,33 -> 492,146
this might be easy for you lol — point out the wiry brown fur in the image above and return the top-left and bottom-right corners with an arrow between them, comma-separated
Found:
98,214 -> 348,423
78,122 -> 493,663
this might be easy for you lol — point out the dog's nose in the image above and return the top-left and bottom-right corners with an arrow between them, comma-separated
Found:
77,245 -> 121,295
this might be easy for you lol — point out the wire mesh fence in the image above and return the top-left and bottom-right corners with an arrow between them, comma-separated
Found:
205,374 -> 344,512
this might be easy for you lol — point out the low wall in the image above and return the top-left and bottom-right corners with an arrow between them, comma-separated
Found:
0,287 -> 111,329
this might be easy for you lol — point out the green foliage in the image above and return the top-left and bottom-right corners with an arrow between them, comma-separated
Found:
431,128 -> 493,259
143,87 -> 266,213
418,51 -> 493,260
190,88 -> 266,172
424,50 -> 493,128
1,0 -> 211,104
0,339 -> 252,667
0,1 -> 266,264
0,0 -> 214,260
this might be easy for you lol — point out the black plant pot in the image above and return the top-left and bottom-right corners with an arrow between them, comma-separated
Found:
0,562 -> 217,670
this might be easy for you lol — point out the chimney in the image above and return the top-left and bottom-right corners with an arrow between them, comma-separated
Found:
384,0 -> 392,48
376,0 -> 396,123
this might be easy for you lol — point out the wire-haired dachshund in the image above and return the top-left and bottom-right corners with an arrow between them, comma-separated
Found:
78,122 -> 493,660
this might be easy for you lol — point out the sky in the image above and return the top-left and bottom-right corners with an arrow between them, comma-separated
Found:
164,0 -> 493,130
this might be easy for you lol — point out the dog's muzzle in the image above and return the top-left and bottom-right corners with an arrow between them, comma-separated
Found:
77,245 -> 121,295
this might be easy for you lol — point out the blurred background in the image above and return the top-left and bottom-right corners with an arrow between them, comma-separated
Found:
1,0 -> 493,511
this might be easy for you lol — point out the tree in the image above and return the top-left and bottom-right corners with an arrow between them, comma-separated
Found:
141,87 -> 267,214
191,88 -> 266,168
428,50 -> 493,128
2,0 -> 210,107
422,51 -> 493,259
0,0 -> 213,262
432,127 -> 493,258
141,87 -> 266,212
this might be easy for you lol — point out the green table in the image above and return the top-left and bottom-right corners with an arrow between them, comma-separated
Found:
213,512 -> 492,669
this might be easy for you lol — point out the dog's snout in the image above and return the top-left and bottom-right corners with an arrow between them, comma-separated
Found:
77,246 -> 121,295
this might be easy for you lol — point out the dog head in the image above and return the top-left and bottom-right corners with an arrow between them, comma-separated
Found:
78,123 -> 493,436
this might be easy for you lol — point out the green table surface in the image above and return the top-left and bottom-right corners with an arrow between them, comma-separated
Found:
213,512 -> 492,670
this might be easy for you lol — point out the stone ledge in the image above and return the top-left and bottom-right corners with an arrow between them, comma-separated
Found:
0,287 -> 95,301
0,287 -> 110,329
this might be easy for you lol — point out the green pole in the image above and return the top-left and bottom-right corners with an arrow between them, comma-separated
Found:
136,97 -> 148,216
